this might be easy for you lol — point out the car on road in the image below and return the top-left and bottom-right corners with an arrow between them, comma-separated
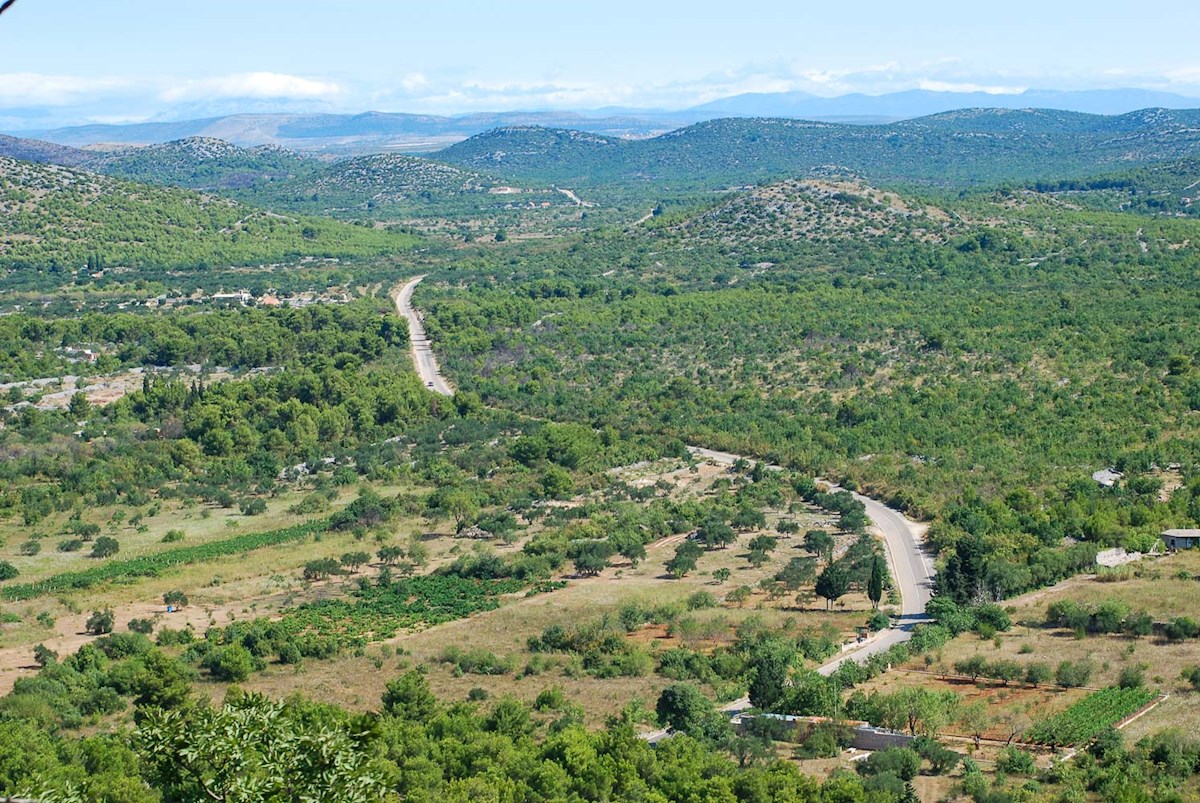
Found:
426,381 -> 434,387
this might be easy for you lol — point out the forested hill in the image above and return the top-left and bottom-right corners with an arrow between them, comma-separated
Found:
240,153 -> 508,215
435,108 -> 1200,188
82,137 -> 321,191
0,134 -> 321,191
662,177 -> 962,244
0,156 -> 415,279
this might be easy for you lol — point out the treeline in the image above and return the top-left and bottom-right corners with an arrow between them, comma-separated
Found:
0,300 -> 407,381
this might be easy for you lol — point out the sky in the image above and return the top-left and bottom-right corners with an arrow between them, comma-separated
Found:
1,0 -> 1199,129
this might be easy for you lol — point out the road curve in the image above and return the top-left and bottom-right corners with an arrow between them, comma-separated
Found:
687,447 -> 934,678
392,295 -> 935,708
394,276 -> 454,396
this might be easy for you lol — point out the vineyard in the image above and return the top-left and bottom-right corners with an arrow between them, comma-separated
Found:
1025,687 -> 1159,746
206,575 -> 528,659
0,519 -> 331,601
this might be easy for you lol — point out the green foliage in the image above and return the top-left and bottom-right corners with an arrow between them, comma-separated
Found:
856,747 -> 921,782
0,156 -> 414,282
1026,686 -> 1157,745
89,536 -> 120,559
85,609 -> 115,635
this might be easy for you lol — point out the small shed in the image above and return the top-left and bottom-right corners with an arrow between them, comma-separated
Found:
1162,529 -> 1200,550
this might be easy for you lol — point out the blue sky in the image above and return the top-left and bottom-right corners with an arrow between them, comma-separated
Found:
1,0 -> 1199,127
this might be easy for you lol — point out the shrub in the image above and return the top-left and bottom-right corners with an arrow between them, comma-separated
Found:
913,736 -> 961,775
57,538 -> 84,552
856,747 -> 921,781
996,747 -> 1037,775
201,644 -> 259,681
0,561 -> 19,581
686,590 -> 718,610
1118,665 -> 1145,689
534,687 -> 566,711
161,530 -> 186,543
90,536 -> 120,558
86,608 -> 115,635
240,498 -> 268,516
1056,659 -> 1094,688
127,618 -> 155,635
18,541 -> 41,556
867,611 -> 891,631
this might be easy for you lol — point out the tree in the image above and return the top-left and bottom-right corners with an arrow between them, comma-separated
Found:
857,747 -> 921,781
803,530 -> 834,561
0,560 -> 18,581
303,558 -> 340,581
86,608 -> 115,635
867,554 -> 885,610
382,670 -> 437,720
610,530 -> 647,567
240,497 -> 268,516
1024,662 -> 1051,687
655,683 -> 726,740
712,567 -> 732,584
726,585 -> 753,606
163,589 -> 189,609
815,562 -> 851,609
90,536 -> 120,558
67,391 -> 91,420
340,551 -> 371,573
1055,659 -> 1094,688
135,693 -> 388,802
569,539 -> 615,576
747,534 -> 778,554
666,540 -> 703,579
201,644 -> 257,681
954,655 -> 987,681
775,557 -> 816,592
377,545 -> 404,565
699,518 -> 736,550
748,638 -> 796,711
32,643 -> 57,667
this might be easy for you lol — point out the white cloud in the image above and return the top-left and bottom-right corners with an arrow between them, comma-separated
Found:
160,72 -> 341,102
917,80 -> 1027,95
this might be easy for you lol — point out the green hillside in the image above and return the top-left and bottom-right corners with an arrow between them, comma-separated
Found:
0,156 -> 416,286
436,109 -> 1200,189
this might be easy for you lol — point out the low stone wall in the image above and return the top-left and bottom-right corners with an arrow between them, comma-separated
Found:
851,725 -> 917,751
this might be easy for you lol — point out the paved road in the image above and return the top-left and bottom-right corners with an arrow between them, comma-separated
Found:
392,299 -> 936,732
686,447 -> 934,680
394,276 -> 454,396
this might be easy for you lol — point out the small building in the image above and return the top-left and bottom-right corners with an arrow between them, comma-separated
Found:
1162,529 -> 1200,550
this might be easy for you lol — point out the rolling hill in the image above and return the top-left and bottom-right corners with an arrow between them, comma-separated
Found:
435,109 -> 1200,189
81,137 -> 320,191
667,177 -> 961,245
0,156 -> 414,285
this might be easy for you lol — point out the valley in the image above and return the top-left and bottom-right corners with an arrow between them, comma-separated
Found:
2,100 -> 1200,803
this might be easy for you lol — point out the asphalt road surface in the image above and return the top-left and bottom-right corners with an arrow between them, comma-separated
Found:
394,276 -> 454,396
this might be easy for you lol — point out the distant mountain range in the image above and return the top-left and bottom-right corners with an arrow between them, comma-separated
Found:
5,108 -> 1200,209
12,88 -> 1198,154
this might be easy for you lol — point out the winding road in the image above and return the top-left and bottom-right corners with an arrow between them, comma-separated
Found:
393,279 -> 935,709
